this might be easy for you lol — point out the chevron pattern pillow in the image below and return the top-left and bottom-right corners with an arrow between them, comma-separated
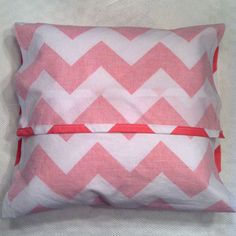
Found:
2,23 -> 236,218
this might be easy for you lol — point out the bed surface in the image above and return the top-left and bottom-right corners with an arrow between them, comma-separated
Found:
0,0 -> 236,235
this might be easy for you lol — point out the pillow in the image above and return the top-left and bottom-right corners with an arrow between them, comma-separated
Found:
2,23 -> 236,218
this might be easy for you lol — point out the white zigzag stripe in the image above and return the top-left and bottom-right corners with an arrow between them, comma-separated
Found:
18,68 -> 220,127
19,133 -> 211,173
2,177 -> 69,218
3,173 -> 234,217
133,173 -> 233,210
73,175 -> 137,208
18,25 -> 218,72
165,87 -> 221,126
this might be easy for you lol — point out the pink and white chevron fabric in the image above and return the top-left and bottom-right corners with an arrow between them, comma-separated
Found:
2,23 -> 236,217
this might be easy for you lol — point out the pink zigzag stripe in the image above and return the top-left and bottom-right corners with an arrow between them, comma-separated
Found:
29,99 -> 65,125
28,96 -> 219,130
8,142 -> 215,202
15,25 -> 149,49
16,43 -> 213,99
15,23 -> 42,49
205,200 -> 234,212
196,104 -> 220,129
137,98 -> 188,126
15,24 -> 225,50
73,96 -> 128,124
172,24 -> 225,42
